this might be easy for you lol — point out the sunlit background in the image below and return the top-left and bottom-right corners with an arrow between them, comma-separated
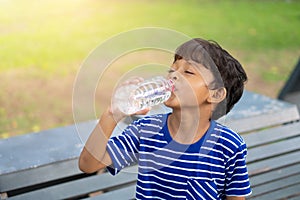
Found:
1,0 -> 299,138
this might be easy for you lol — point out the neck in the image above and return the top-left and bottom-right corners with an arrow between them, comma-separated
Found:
168,106 -> 211,144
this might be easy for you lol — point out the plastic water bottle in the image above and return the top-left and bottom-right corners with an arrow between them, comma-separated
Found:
113,76 -> 174,115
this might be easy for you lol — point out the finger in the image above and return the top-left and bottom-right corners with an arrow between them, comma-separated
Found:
119,77 -> 143,87
134,107 -> 151,115
127,77 -> 144,84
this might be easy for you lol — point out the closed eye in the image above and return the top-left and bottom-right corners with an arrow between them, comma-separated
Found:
185,70 -> 195,75
168,69 -> 175,73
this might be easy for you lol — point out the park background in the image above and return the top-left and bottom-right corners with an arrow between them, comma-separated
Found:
1,0 -> 299,138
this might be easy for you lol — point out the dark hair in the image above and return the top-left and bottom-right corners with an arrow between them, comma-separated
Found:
174,38 -> 247,119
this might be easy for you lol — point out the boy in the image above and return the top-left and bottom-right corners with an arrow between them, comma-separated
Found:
79,38 -> 252,199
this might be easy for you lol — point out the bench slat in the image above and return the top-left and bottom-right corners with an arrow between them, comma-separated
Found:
225,105 -> 299,133
86,184 -> 136,200
250,173 -> 300,197
7,167 -> 137,200
247,151 -> 300,176
249,163 -> 300,187
243,122 -> 300,148
0,159 -> 80,193
246,137 -> 300,163
249,182 -> 300,200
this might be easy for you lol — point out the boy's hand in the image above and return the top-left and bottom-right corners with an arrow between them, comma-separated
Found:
108,106 -> 151,123
111,77 -> 150,121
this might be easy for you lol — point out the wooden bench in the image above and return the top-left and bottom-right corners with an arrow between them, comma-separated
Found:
0,91 -> 299,200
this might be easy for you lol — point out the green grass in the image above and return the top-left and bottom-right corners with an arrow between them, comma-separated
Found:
1,0 -> 299,75
0,0 -> 300,138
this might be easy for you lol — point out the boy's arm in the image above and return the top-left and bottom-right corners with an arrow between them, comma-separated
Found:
78,108 -> 122,173
79,77 -> 149,173
78,106 -> 150,174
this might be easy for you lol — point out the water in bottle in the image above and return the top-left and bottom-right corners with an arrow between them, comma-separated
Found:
113,76 -> 174,115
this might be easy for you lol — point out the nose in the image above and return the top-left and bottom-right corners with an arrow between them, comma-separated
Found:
171,72 -> 178,81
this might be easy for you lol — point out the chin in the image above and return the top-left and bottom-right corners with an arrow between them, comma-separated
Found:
164,97 -> 179,109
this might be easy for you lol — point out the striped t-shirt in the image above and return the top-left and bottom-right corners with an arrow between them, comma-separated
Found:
107,113 -> 252,199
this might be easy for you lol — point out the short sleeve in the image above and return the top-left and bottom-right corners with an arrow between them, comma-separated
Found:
106,120 -> 141,175
225,142 -> 252,197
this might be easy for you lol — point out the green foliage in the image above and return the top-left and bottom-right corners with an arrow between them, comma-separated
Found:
0,0 -> 299,75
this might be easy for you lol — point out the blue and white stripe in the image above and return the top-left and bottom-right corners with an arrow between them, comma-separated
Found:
107,114 -> 251,199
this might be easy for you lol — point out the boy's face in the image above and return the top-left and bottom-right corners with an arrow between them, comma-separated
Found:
165,58 -> 215,109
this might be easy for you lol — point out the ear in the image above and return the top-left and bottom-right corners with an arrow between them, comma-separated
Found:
208,87 -> 227,103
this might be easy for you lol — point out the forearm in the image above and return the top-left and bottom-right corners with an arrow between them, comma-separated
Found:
79,108 -> 122,173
